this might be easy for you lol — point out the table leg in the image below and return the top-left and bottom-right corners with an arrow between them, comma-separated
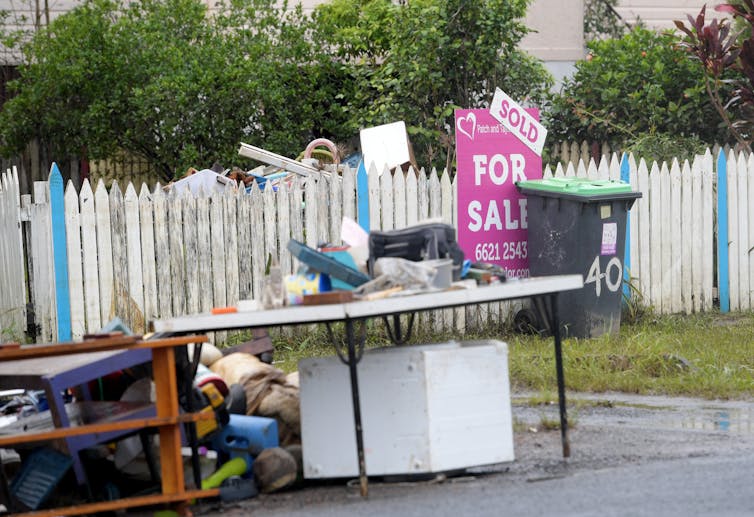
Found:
550,293 -> 570,458
345,319 -> 368,497
152,346 -> 186,495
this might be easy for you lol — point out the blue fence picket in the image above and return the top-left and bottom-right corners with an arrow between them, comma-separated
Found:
49,163 -> 72,341
356,160 -> 370,232
717,149 -> 729,313
620,153 -> 631,301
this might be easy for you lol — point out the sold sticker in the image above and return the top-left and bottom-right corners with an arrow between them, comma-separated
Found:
489,88 -> 547,156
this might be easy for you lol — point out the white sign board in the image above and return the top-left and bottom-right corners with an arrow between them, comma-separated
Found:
489,88 -> 547,156
360,121 -> 412,174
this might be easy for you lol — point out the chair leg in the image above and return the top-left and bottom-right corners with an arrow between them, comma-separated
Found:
139,431 -> 160,485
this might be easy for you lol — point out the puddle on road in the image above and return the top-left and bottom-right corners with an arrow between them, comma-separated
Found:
656,409 -> 754,434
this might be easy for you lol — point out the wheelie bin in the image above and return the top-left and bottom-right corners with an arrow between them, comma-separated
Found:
516,177 -> 641,338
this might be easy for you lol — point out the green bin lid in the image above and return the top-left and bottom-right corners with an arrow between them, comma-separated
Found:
517,177 -> 641,203
516,177 -> 634,196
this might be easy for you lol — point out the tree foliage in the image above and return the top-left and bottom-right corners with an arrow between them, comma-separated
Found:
0,0 -> 553,179
0,0 -> 349,181
311,0 -> 553,171
675,2 -> 754,150
545,27 -> 733,148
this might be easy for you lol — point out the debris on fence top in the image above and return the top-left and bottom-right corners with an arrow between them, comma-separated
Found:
169,168 -> 238,196
238,142 -> 326,178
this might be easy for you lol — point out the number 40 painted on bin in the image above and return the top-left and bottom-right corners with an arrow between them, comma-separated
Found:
585,256 -> 622,296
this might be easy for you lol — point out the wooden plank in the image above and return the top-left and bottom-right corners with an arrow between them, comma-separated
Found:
356,161 -> 370,232
64,180 -> 86,340
153,186 -> 172,318
250,184 -> 266,301
659,162 -> 672,313
368,163 -> 381,230
225,190 -> 240,305
183,189 -> 200,316
237,188 -> 253,300
274,180 -> 290,274
79,179 -> 101,333
608,153 -> 621,181
196,188 -> 213,314
627,155 -> 641,302
669,159 -> 682,313
649,161 -> 662,311
418,167 -> 429,222
138,184 -> 158,326
50,163 -> 72,341
691,156 -> 703,312
405,167 -> 418,226
576,159 -> 588,178
342,165 -> 356,222
440,169 -> 452,226
152,346 -> 184,494
11,169 -> 25,313
737,152 -> 750,309
680,159 -> 693,314
329,173 -> 342,245
109,182 -> 131,328
586,158 -> 599,179
169,189 -> 186,317
316,174 -> 329,246
727,151 -> 739,311
0,411 -> 214,447
380,168 -> 394,230
94,180 -> 114,323
124,183 -> 145,332
701,150 -> 714,311
716,150 -> 730,313
210,190 -> 228,311
748,153 -> 754,311
303,177 -> 317,248
31,182 -> 54,341
6,489 -> 220,517
393,167 -> 406,229
428,168 -> 441,220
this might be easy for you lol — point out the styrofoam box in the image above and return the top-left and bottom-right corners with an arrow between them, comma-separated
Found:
299,340 -> 514,478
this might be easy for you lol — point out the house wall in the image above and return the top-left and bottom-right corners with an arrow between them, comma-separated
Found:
615,0 -> 713,31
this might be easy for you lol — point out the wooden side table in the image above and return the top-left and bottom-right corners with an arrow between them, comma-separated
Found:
0,334 -> 221,516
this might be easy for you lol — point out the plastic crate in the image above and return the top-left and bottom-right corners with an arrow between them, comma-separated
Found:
10,447 -> 73,510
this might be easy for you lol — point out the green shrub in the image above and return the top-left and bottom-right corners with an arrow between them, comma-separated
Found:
545,27 -> 733,148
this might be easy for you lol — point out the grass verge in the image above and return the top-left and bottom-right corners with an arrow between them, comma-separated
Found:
223,311 -> 754,400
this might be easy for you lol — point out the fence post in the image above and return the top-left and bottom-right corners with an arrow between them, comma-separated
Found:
357,160 -> 370,232
621,153 -> 631,301
717,149 -> 729,313
49,163 -> 72,341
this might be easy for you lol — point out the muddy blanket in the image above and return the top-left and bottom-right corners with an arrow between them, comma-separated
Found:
210,353 -> 300,446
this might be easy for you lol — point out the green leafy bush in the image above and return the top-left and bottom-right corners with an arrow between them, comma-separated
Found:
312,0 -> 553,171
545,27 -> 733,148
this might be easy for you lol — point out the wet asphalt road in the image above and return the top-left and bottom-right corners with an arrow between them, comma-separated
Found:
191,393 -> 754,517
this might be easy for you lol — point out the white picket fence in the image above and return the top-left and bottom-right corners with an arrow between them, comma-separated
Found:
3,148 -> 754,343
0,168 -> 27,339
543,151 -> 716,314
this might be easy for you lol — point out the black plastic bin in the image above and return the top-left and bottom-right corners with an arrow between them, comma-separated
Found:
516,177 -> 642,338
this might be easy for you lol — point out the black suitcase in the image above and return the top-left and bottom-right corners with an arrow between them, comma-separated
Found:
368,223 -> 464,280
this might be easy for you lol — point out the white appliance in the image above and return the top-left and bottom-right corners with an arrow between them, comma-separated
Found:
299,340 -> 514,478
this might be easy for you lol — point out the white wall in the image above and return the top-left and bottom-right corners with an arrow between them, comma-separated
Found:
615,0 -> 714,31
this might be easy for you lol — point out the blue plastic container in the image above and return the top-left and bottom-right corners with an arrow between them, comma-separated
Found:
211,415 -> 279,472
11,447 -> 72,510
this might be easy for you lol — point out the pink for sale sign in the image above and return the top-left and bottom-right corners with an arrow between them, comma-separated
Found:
455,107 -> 542,278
